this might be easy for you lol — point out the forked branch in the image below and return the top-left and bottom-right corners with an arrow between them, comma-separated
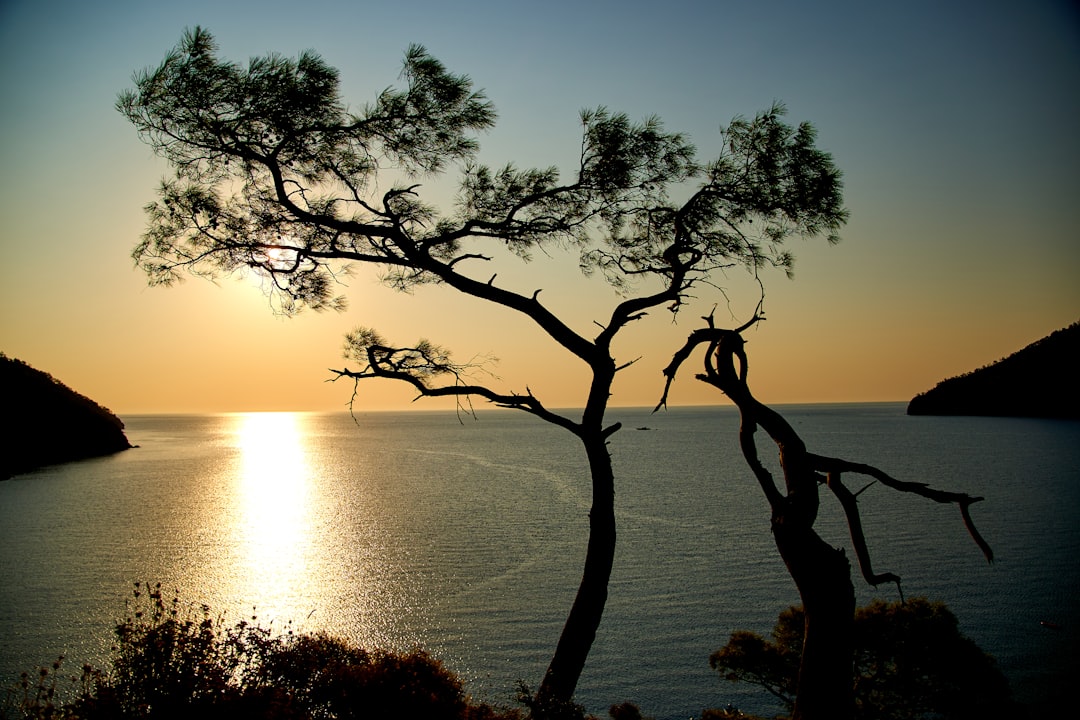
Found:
810,454 -> 993,563
825,472 -> 904,596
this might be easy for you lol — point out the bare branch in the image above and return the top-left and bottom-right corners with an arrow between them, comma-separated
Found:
668,322 -> 994,600
333,334 -> 580,434
653,313 -> 763,411
808,453 -> 993,563
826,472 -> 904,596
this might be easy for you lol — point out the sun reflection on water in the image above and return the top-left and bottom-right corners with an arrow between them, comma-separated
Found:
232,412 -> 312,621
213,413 -> 430,650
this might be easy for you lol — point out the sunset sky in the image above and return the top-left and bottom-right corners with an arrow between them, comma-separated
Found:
2,0 -> 1077,414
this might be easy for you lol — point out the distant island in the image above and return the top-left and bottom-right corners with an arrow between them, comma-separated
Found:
907,321 -> 1080,419
1,354 -> 132,479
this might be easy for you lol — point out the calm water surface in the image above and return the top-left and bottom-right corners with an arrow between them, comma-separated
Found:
1,404 -> 1077,718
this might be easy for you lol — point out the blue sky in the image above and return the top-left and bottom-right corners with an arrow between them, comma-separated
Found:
1,0 -> 1078,412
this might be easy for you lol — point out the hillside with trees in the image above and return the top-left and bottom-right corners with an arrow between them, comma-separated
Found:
0,354 -> 131,479
907,322 -> 1080,418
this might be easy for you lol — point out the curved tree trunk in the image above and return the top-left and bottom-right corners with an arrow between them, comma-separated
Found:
534,357 -> 621,714
693,331 -> 857,720
535,433 -> 616,709
773,506 -> 855,720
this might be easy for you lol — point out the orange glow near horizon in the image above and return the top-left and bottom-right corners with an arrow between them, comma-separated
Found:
1,1 -> 1076,415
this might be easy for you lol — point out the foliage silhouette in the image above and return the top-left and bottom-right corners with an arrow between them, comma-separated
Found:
711,598 -> 1016,720
1,583 -> 524,720
119,28 -> 847,709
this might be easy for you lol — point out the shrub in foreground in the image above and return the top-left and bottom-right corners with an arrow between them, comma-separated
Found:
710,597 -> 1017,720
2,583 -> 523,720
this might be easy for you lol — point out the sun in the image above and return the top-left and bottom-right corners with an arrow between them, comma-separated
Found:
247,242 -> 300,275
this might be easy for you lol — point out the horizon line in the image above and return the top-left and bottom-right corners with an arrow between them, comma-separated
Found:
116,399 -> 913,417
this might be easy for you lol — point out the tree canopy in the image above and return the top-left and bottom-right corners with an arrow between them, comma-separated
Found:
119,27 -> 845,331
119,28 -> 848,710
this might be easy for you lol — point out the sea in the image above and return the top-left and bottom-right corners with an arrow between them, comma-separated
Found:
0,404 -> 1077,718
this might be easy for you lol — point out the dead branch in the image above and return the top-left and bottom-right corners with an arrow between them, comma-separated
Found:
660,322 -> 994,598
808,453 -> 993,563
826,472 -> 904,597
653,312 -> 763,411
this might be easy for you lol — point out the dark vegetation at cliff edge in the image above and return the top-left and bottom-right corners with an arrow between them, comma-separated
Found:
0,354 -> 132,480
908,321 -> 1080,419
1,586 -> 1018,720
